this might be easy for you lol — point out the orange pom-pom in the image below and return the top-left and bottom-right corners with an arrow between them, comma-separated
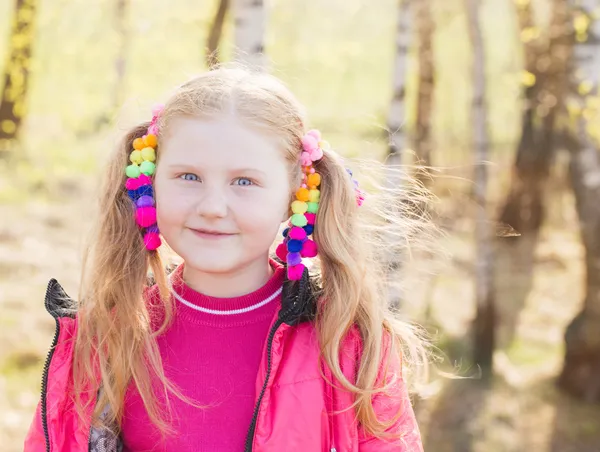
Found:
296,187 -> 310,202
144,134 -> 157,148
307,173 -> 321,188
133,137 -> 145,150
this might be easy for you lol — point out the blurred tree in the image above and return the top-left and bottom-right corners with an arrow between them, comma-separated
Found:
466,0 -> 495,375
233,0 -> 266,69
493,0 -> 571,352
559,0 -> 600,402
112,0 -> 130,113
385,0 -> 412,309
89,0 -> 130,131
498,0 -> 570,236
386,0 -> 412,167
207,0 -> 229,68
0,0 -> 38,155
414,0 -> 434,181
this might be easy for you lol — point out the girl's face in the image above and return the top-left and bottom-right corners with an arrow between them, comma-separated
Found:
154,116 -> 292,275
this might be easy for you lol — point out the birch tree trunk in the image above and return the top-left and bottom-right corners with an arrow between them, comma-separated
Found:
207,0 -> 229,68
233,0 -> 267,70
414,0 -> 434,178
559,0 -> 600,402
386,0 -> 412,168
384,0 -> 413,308
0,0 -> 38,155
113,0 -> 129,113
466,0 -> 495,374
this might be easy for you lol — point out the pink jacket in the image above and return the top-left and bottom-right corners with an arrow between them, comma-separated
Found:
24,273 -> 423,452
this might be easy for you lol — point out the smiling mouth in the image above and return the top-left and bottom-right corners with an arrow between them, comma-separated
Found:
190,228 -> 237,239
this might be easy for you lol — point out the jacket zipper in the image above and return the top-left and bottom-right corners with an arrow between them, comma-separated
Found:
40,282 -> 60,452
243,301 -> 297,452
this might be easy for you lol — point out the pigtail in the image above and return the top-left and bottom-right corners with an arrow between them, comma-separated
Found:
73,123 -> 189,437
311,148 -> 433,438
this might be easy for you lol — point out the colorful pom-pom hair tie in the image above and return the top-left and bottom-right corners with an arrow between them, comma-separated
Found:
275,129 -> 365,281
346,167 -> 365,207
124,104 -> 164,250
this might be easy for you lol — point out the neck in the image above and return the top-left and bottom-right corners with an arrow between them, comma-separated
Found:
181,257 -> 275,298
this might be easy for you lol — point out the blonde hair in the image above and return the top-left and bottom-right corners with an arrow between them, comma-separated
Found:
73,65 -> 434,440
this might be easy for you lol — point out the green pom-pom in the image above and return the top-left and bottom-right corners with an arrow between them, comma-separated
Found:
140,161 -> 156,176
307,202 -> 319,214
290,213 -> 308,227
126,164 -> 140,178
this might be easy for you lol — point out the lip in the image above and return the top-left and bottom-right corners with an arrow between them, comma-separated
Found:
189,228 -> 237,239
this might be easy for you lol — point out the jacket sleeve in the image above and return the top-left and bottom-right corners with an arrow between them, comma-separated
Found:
24,400 -> 46,451
357,334 -> 424,452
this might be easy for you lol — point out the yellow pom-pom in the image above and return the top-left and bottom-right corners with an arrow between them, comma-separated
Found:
318,140 -> 330,150
308,189 -> 320,203
291,200 -> 308,214
307,173 -> 321,188
141,147 -> 156,162
130,150 -> 143,165
144,134 -> 157,148
133,137 -> 145,150
296,187 -> 310,202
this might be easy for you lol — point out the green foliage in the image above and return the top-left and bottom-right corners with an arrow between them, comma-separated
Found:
0,0 -> 530,180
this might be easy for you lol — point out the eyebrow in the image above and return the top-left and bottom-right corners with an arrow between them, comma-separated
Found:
166,164 -> 268,177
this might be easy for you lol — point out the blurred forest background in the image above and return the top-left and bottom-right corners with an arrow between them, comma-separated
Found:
1,0 -> 600,451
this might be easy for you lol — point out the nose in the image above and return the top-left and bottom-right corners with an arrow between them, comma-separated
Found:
196,186 -> 228,219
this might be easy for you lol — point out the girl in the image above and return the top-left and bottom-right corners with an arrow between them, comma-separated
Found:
24,67 -> 429,451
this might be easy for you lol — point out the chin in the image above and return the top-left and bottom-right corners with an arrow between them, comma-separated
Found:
179,251 -> 244,274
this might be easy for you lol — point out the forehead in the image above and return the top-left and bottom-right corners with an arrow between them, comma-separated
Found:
159,116 -> 289,170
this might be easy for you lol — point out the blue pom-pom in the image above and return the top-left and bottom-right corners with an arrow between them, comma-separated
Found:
287,239 -> 302,252
303,224 -> 314,235
282,227 -> 290,238
128,185 -> 154,201
138,185 -> 153,198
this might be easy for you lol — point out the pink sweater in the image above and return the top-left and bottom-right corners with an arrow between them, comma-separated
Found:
121,260 -> 284,452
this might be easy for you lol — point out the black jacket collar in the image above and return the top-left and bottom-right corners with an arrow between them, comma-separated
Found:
45,265 -> 318,325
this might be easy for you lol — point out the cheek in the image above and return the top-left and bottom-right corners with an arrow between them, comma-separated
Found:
154,181 -> 191,226
235,190 -> 289,233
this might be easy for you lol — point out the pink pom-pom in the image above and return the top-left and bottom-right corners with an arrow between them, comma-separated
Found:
143,231 -> 161,250
138,174 -> 152,186
287,263 -> 305,280
306,129 -> 321,141
300,239 -> 318,258
152,103 -> 165,117
301,135 -> 318,152
135,207 -> 157,228
305,213 -> 316,225
275,242 -> 287,261
310,147 -> 323,161
300,151 -> 312,167
126,177 -> 141,190
289,226 -> 307,241
310,168 -> 315,174
356,190 -> 365,207
301,184 -> 307,189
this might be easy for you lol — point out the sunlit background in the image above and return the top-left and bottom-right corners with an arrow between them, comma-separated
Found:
1,0 -> 600,450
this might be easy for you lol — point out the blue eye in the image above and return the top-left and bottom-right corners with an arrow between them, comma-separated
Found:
180,173 -> 200,181
235,177 -> 254,186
